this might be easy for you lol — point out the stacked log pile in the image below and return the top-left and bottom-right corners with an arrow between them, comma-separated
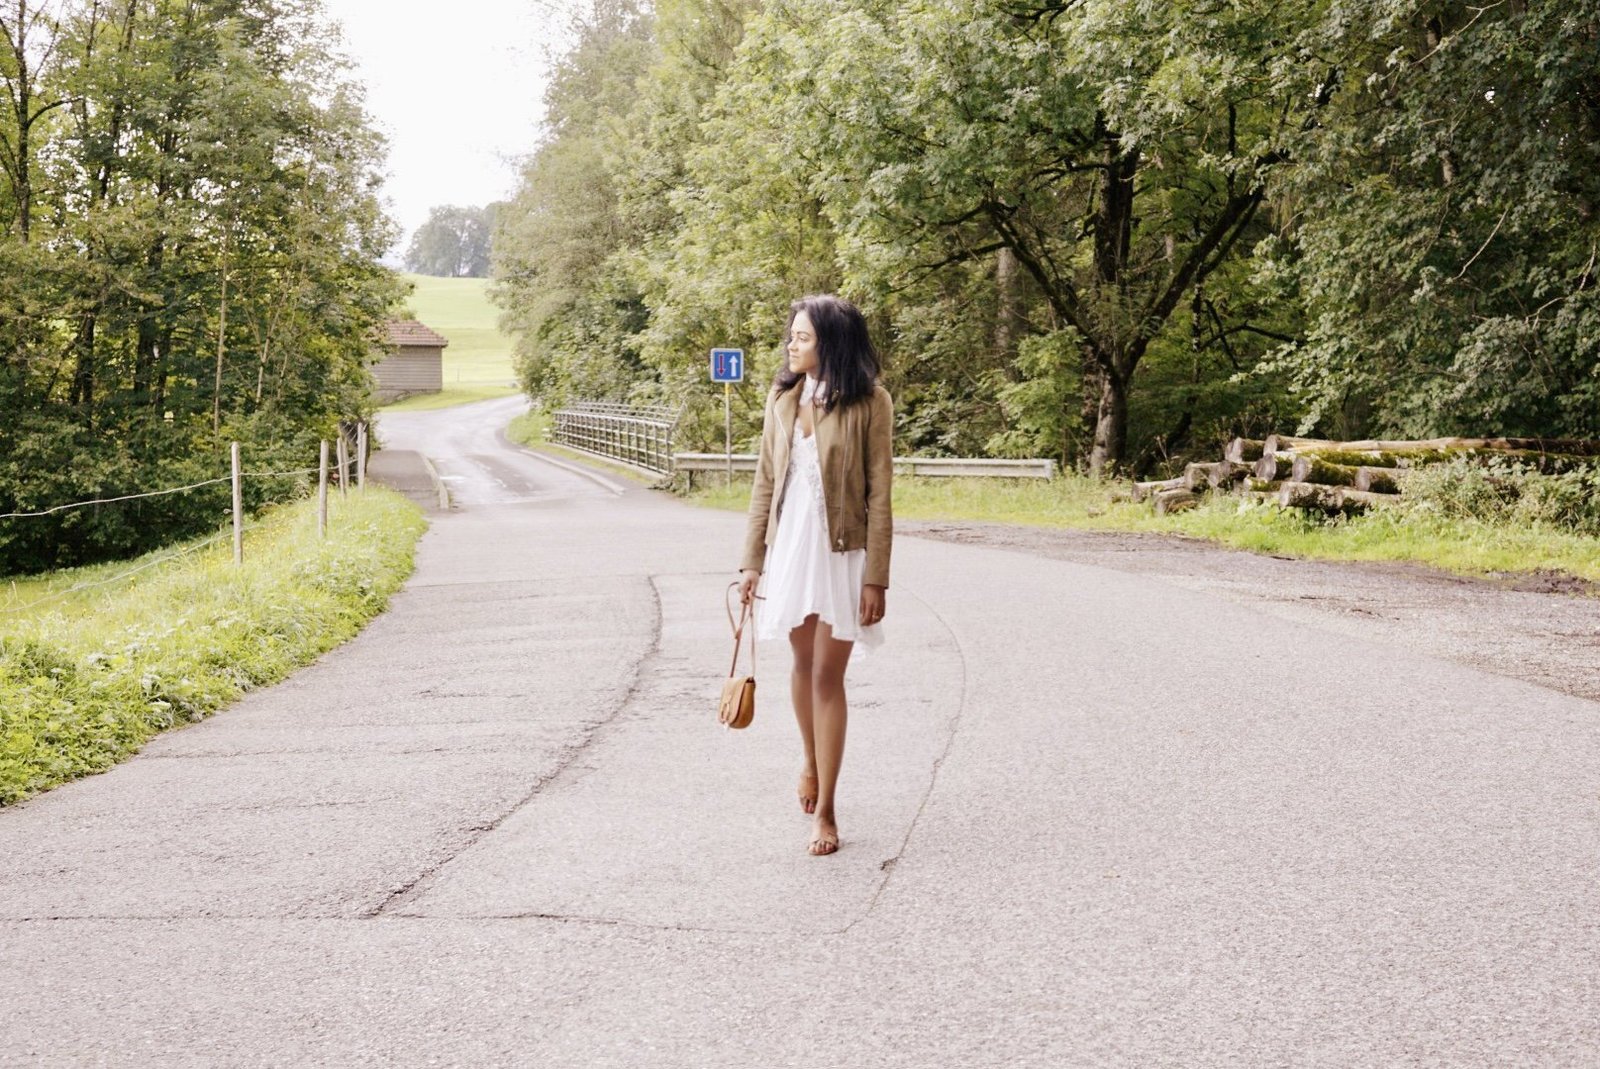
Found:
1132,436 -> 1600,516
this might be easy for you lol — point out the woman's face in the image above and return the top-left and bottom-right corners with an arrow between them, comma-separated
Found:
787,310 -> 819,376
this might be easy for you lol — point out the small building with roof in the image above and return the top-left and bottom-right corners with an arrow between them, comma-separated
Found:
372,319 -> 448,402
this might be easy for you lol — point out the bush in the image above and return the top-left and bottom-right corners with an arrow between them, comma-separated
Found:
0,409 -> 342,577
1403,458 -> 1600,536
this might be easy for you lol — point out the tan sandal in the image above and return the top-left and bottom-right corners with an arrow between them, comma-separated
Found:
808,825 -> 839,856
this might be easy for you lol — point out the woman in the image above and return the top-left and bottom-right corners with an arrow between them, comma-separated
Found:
737,294 -> 894,857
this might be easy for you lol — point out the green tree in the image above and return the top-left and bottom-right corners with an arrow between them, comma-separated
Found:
404,203 -> 498,278
491,0 -> 656,405
499,0 -> 1598,473
1263,1 -> 1600,440
0,0 -> 401,574
716,0 -> 1336,474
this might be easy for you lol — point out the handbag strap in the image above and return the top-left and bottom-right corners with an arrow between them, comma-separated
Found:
724,581 -> 758,678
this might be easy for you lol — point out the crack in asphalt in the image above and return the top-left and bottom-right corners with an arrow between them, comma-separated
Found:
845,584 -> 969,934
363,575 -> 665,919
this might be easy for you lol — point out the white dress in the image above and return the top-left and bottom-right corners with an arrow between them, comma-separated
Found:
756,378 -> 884,650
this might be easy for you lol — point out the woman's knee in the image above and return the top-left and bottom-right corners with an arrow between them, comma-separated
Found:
811,667 -> 847,703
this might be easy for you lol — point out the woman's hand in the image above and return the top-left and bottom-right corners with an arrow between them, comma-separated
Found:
738,569 -> 761,606
859,584 -> 886,627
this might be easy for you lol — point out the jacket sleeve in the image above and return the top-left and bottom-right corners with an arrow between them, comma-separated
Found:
740,389 -> 778,574
863,387 -> 894,589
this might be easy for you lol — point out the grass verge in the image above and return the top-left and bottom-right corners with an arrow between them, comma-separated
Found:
685,473 -> 1600,584
0,488 -> 427,806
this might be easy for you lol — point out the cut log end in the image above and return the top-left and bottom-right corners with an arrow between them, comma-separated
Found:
1225,438 -> 1266,463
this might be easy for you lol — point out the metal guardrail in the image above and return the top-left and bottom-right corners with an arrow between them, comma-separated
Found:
550,396 -> 1056,481
552,402 -> 680,475
673,453 -> 1057,479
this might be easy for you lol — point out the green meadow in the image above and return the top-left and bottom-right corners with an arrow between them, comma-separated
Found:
384,273 -> 519,410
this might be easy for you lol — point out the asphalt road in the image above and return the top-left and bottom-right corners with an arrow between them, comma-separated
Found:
2,396 -> 1597,1067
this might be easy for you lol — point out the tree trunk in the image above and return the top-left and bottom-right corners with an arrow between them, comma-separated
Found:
1267,435 -> 1600,456
1207,461 -> 1253,489
5,0 -> 34,241
1278,482 -> 1391,514
1277,481 -> 1348,512
1253,454 -> 1295,480
1094,113 -> 1138,288
1076,345 -> 1101,466
1290,455 -> 1361,487
1132,476 -> 1185,502
70,315 -> 96,420
994,246 -> 1021,363
1088,366 -> 1128,478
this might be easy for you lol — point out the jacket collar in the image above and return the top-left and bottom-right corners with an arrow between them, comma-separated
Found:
775,379 -> 834,444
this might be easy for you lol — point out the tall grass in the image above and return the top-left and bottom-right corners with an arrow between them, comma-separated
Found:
0,489 -> 426,805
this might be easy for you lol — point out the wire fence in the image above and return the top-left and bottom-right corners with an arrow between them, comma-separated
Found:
0,468 -> 321,520
2,424 -> 369,615
3,525 -> 248,616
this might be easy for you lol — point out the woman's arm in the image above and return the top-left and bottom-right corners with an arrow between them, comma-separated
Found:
862,387 -> 894,590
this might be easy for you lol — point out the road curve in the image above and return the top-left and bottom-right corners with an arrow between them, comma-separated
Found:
1,399 -> 1597,1067
378,395 -> 626,505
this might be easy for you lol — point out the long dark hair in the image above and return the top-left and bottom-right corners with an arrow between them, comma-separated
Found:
773,294 -> 880,412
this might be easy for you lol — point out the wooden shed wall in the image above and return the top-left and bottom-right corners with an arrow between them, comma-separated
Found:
372,346 -> 443,400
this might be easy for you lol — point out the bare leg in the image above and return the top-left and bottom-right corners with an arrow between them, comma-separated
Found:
809,619 -> 854,855
789,615 -> 819,813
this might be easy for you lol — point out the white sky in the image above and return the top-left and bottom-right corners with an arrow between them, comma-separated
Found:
319,0 -> 576,257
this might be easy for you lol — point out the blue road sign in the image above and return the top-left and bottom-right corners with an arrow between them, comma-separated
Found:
710,347 -> 744,383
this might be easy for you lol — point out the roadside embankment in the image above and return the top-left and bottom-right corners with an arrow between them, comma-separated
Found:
685,470 -> 1600,585
0,489 -> 426,806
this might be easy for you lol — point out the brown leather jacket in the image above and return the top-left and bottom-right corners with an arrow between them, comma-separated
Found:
740,381 -> 894,589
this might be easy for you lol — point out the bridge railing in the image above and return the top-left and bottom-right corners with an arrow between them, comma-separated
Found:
551,402 -> 681,475
552,399 -> 1059,482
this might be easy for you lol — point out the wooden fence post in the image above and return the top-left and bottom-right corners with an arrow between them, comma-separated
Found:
231,441 -> 243,565
357,421 -> 367,490
336,435 -> 349,498
318,440 -> 329,538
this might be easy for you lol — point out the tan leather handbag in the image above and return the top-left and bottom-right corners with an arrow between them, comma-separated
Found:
718,582 -> 756,729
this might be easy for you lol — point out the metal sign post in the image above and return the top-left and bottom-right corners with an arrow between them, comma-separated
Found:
710,348 -> 744,488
